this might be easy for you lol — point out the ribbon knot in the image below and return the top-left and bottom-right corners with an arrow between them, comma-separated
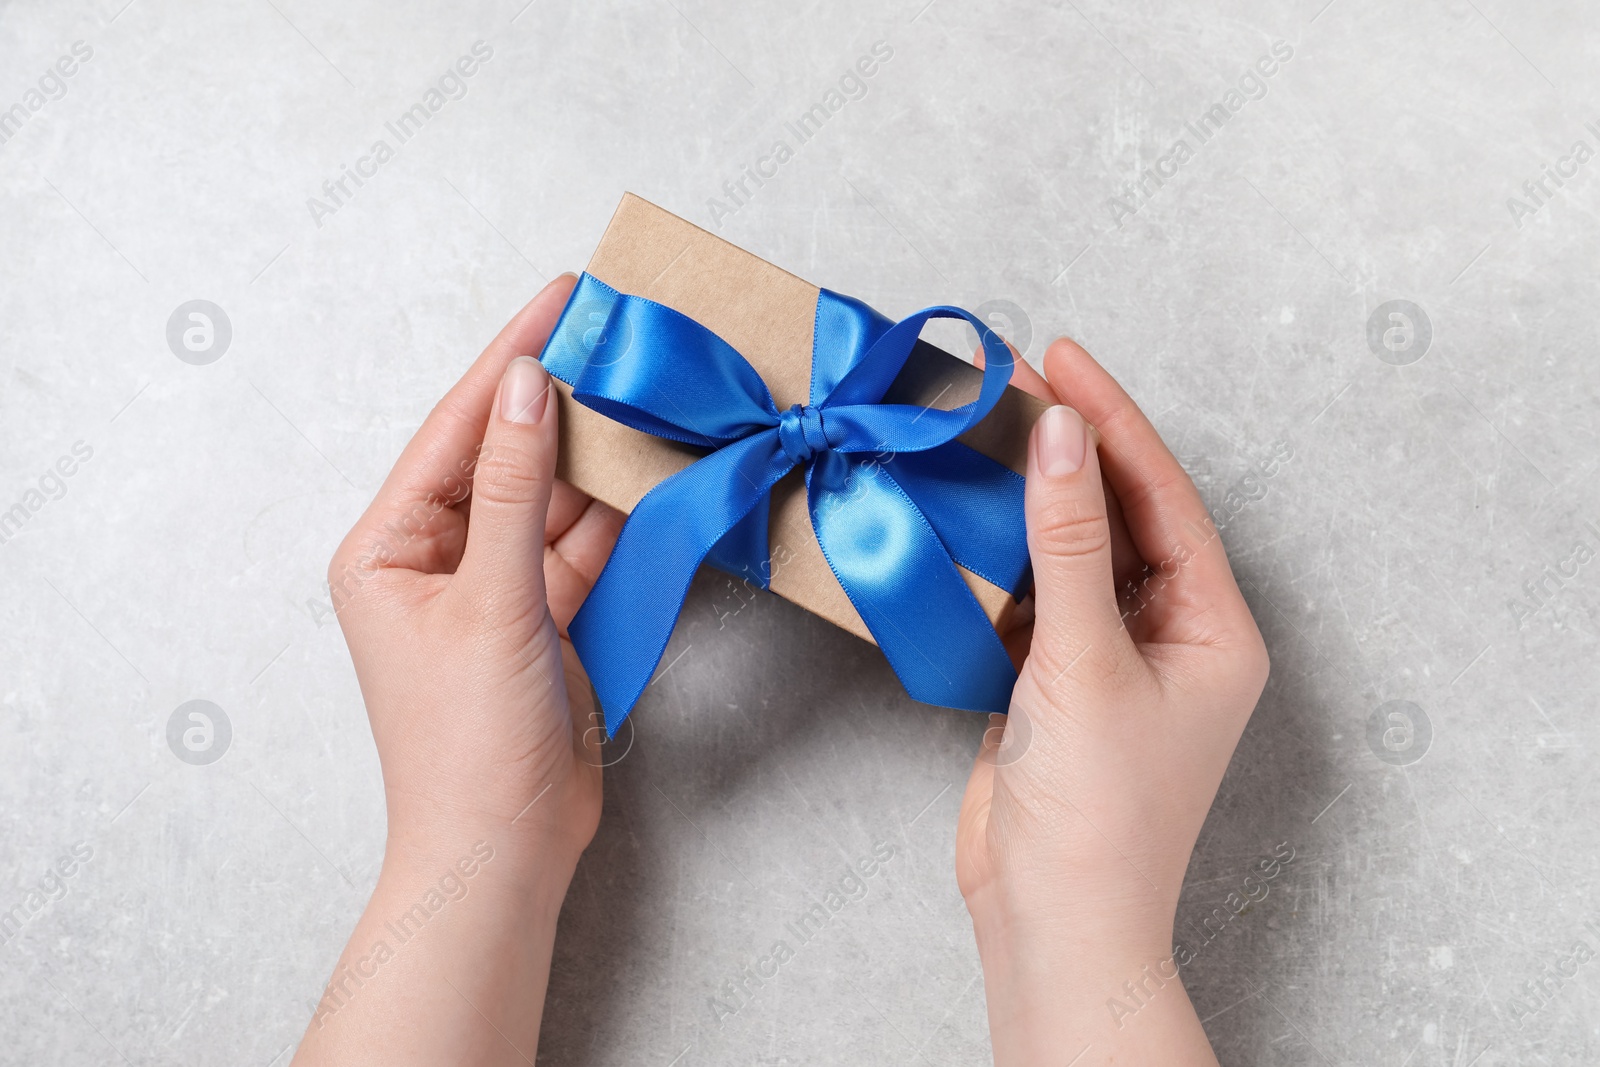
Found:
539,273 -> 1032,735
778,404 -> 830,464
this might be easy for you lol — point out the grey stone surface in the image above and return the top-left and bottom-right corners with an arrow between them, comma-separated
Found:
2,1 -> 1596,1064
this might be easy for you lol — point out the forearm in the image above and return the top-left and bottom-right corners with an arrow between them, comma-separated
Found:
971,901 -> 1219,1067
293,827 -> 577,1066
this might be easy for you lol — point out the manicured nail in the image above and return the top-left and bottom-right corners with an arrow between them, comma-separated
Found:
1038,405 -> 1086,477
500,356 -> 550,424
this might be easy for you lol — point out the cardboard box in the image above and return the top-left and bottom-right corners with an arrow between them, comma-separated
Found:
549,193 -> 1049,644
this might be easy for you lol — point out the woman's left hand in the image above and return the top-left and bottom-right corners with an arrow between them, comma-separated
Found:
295,273 -> 622,1066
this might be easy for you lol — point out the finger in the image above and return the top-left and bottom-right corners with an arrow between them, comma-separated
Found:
1024,405 -> 1142,687
999,594 -> 1035,671
339,274 -> 578,574
545,496 -> 625,634
546,480 -> 594,542
1043,338 -> 1252,647
973,342 -> 1144,600
454,356 -> 560,623
972,338 -> 1053,401
1102,450 -> 1144,596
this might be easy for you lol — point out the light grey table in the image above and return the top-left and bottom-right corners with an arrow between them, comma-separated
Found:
2,1 -> 1595,1063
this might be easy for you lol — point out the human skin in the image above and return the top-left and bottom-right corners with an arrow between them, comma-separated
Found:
958,340 -> 1269,1065
292,276 -> 1265,1065
292,273 -> 622,1066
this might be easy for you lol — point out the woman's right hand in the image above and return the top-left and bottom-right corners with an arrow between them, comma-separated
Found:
958,337 -> 1271,1066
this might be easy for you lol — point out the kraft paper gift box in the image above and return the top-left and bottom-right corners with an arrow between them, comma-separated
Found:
547,192 -> 1049,646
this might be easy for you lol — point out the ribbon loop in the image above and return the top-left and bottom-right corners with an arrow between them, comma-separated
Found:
540,272 -> 1030,735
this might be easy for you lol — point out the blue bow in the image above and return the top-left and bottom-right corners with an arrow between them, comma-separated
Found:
541,273 -> 1030,735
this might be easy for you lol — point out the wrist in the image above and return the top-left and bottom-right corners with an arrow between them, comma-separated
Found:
965,867 -> 1176,964
968,899 -> 1217,1067
381,806 -> 586,905
381,756 -> 600,879
969,893 -> 1171,1007
305,813 -> 577,1059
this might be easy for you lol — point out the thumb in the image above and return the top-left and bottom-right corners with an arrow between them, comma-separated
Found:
1025,405 -> 1134,684
457,355 -> 559,620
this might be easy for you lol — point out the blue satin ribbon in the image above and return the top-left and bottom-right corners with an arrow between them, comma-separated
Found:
541,273 -> 1030,735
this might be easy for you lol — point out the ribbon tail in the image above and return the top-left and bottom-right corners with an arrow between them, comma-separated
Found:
570,432 -> 795,735
807,453 -> 1018,714
703,504 -> 775,588
879,442 -> 1030,597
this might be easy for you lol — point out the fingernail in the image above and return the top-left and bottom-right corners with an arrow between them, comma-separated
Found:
1038,405 -> 1086,476
559,270 -> 579,280
500,356 -> 550,424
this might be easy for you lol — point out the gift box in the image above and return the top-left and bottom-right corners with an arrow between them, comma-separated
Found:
540,193 -> 1048,731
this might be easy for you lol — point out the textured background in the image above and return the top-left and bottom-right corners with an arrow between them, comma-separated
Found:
2,0 -> 1598,1064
